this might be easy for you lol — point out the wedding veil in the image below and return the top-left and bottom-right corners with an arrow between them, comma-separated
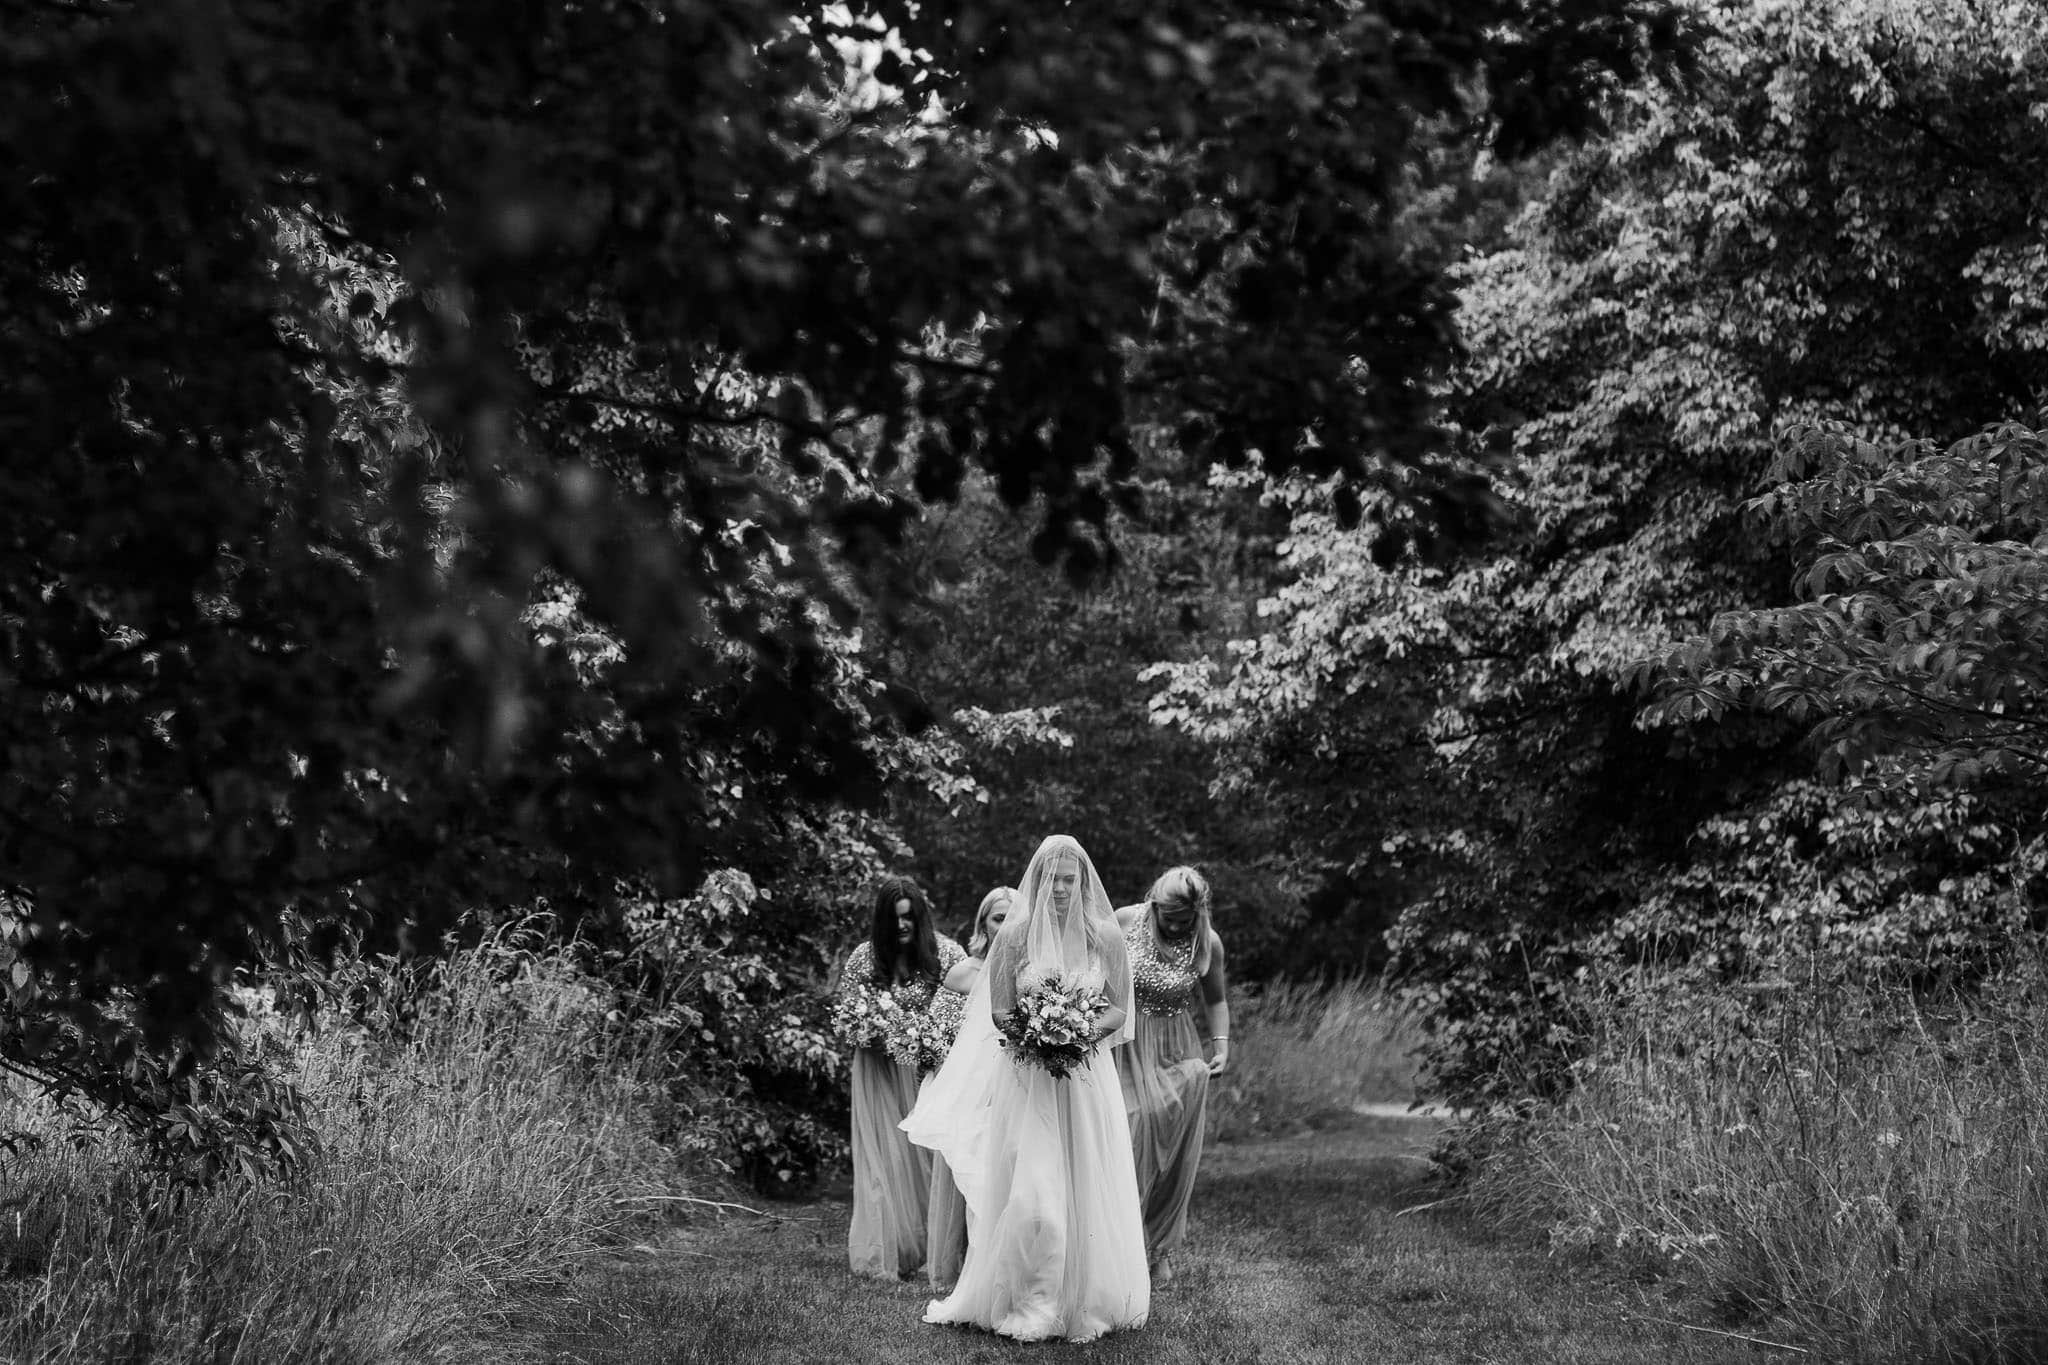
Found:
984,834 -> 1132,1045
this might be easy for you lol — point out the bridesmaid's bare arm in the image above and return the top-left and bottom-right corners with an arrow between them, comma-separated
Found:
942,956 -> 982,994
1198,933 -> 1231,1075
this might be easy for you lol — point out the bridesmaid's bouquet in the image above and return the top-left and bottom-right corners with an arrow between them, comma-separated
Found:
888,1009 -> 954,1076
833,986 -> 950,1074
830,984 -> 907,1052
926,986 -> 966,1045
997,971 -> 1110,1080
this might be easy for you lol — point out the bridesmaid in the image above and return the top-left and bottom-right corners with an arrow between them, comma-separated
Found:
923,885 -> 1014,1287
839,876 -> 964,1278
1114,865 -> 1231,1286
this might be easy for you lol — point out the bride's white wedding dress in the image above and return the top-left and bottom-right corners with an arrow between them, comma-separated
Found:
901,836 -> 1149,1342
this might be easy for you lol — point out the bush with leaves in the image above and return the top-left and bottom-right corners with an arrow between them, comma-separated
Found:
1653,417 -> 2048,792
608,869 -> 843,1191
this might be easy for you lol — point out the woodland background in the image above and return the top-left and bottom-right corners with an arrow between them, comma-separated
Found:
5,0 -> 2048,1360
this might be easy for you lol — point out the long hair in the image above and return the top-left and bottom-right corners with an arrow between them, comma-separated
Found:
967,886 -> 1016,958
869,875 -> 942,984
1145,864 -> 1214,976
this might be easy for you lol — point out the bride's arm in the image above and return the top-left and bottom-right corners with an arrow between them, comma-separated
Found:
1094,931 -> 1130,1042
987,933 -> 1020,1027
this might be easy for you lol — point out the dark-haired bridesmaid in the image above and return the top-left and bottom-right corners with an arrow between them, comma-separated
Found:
839,876 -> 964,1278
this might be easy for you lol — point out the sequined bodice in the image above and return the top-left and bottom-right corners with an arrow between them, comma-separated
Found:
844,937 -> 964,1014
1130,916 -> 1199,1017
926,983 -> 966,1039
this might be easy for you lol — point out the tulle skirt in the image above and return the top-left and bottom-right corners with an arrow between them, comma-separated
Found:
920,1047 -> 1149,1341
925,1150 -> 969,1288
1115,1008 -> 1210,1261
848,1046 -> 930,1278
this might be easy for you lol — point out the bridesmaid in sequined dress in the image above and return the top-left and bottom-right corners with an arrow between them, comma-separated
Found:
923,885 -> 1014,1287
1114,866 -> 1230,1286
840,876 -> 965,1279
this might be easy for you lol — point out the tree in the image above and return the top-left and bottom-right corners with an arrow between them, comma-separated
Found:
1599,419 -> 2048,1110
1149,0 -> 2048,1108
1653,418 -> 2048,792
882,463 -> 1340,974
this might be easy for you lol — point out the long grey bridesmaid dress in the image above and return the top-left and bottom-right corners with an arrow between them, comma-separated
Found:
842,936 -> 964,1278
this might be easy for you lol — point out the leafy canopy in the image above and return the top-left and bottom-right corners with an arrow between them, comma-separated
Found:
1652,418 -> 2048,792
0,0 -> 1688,1147
1147,0 -> 2048,1110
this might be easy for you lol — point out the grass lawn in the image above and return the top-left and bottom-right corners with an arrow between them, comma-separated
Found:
510,1114 -> 1790,1365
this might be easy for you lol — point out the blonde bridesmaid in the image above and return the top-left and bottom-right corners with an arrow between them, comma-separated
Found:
922,885 -> 1014,1288
839,876 -> 963,1278
1114,865 -> 1230,1285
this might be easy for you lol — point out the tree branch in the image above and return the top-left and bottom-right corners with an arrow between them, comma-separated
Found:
896,347 -> 995,378
529,381 -> 861,452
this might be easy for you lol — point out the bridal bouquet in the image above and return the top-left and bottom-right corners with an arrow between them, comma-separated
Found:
996,971 -> 1110,1080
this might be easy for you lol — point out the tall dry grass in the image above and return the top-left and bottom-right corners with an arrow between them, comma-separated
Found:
0,929 -> 679,1365
1473,951 -> 2048,1363
1209,974 -> 1423,1142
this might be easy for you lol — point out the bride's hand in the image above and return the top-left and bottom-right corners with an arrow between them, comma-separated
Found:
1091,1003 -> 1127,1043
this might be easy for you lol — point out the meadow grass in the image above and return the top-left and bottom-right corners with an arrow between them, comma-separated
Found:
0,931 -> 676,1365
516,974 -> 1771,1365
0,963 -> 1808,1364
1469,951 -> 2048,1363
519,1116 -> 1776,1365
1208,974 -> 1424,1143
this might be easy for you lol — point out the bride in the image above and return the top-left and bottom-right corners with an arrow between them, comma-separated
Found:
900,834 -> 1149,1342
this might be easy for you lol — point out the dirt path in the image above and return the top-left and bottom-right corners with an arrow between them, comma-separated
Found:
517,1113 -> 1791,1365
